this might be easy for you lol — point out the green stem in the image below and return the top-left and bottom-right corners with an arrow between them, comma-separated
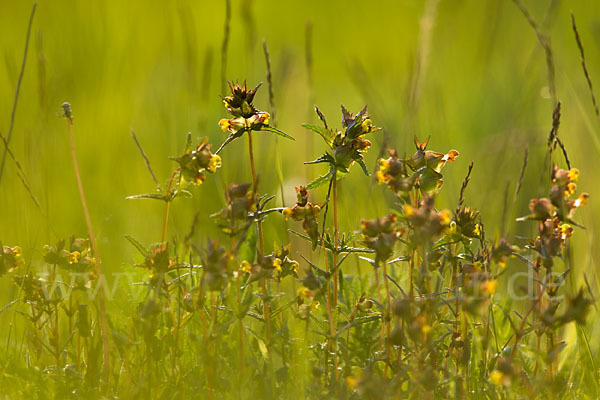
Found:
66,116 -> 110,384
247,132 -> 271,348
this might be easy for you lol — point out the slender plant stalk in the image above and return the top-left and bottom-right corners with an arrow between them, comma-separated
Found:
220,0 -> 231,95
332,173 -> 339,308
237,273 -> 245,391
512,0 -> 557,106
247,132 -> 271,345
318,233 -> 338,380
374,266 -> 385,349
382,261 -> 392,368
304,20 -> 314,168
263,41 -> 291,366
0,3 -> 36,186
571,12 -> 600,124
197,272 -> 214,399
0,133 -> 41,209
63,105 -> 110,384
161,168 -> 180,243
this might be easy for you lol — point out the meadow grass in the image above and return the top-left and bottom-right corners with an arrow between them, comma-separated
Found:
1,1 -> 600,399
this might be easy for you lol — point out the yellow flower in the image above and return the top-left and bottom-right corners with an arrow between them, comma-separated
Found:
375,170 -> 389,184
403,204 -> 414,217
346,366 -> 362,390
449,220 -> 458,234
442,149 -> 459,162
218,118 -> 231,132
564,182 -> 577,197
291,261 -> 299,273
297,287 -> 311,299
282,208 -> 293,220
361,118 -> 373,133
421,324 -> 432,335
219,117 -> 245,133
482,279 -> 498,295
574,193 -> 589,208
257,111 -> 270,126
68,251 -> 80,264
568,168 -> 579,182
440,210 -> 451,225
559,224 -> 573,240
377,158 -> 390,171
474,224 -> 481,236
490,370 -> 504,386
208,155 -> 222,173
273,258 -> 282,273
241,260 -> 252,274
310,301 -> 320,312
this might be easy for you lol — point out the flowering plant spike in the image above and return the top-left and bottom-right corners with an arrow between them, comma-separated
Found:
216,81 -> 294,154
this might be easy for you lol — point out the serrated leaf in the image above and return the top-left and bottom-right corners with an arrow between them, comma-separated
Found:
307,167 -> 334,190
302,123 -> 335,147
124,235 -> 150,257
259,125 -> 295,141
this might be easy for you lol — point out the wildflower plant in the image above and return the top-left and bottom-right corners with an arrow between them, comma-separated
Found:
0,79 -> 594,400
303,105 -> 380,188
216,81 -> 294,154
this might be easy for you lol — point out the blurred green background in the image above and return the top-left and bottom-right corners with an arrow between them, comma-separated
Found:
1,0 -> 600,355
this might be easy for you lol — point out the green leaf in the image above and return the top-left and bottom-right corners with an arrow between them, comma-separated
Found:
307,167 -> 334,190
238,223 -> 257,264
215,129 -> 245,155
357,158 -> 370,176
256,337 -> 269,361
259,125 -> 295,141
302,123 -> 335,147
125,193 -> 171,202
305,153 -> 335,165
184,132 -> 193,153
314,105 -> 328,129
124,235 -> 150,257
416,167 -> 443,195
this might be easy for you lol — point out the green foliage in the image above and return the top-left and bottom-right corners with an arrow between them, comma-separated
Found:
1,1 -> 599,399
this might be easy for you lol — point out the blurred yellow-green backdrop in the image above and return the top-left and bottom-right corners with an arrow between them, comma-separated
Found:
1,0 -> 600,343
